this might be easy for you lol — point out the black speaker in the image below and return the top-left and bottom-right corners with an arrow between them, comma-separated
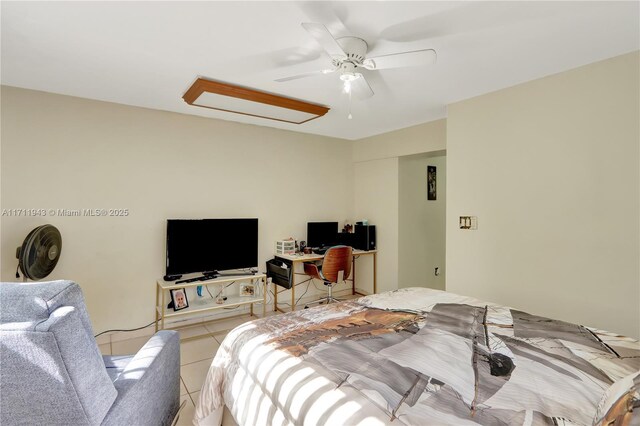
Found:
354,225 -> 376,251
337,232 -> 356,247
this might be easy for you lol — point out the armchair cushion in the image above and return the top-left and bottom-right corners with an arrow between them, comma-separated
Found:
103,355 -> 134,382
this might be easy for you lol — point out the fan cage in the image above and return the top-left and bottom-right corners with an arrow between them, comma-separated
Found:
18,225 -> 62,280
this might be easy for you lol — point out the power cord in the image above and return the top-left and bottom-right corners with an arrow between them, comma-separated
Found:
213,281 -> 236,300
269,278 -> 313,307
205,286 -> 215,298
295,280 -> 312,305
94,320 -> 157,338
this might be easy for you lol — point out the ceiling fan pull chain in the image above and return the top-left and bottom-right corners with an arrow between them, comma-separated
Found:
348,89 -> 353,120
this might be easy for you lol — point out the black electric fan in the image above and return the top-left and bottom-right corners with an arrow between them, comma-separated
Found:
16,224 -> 62,280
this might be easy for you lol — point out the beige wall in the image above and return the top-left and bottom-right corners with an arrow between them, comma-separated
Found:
447,52 -> 640,338
352,119 -> 446,162
399,154 -> 446,290
353,157 -> 399,294
352,119 -> 447,293
0,86 -> 354,333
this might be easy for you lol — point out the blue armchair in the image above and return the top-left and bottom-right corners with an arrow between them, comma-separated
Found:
0,280 -> 181,425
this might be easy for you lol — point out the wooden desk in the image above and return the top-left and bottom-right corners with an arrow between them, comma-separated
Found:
273,249 -> 377,313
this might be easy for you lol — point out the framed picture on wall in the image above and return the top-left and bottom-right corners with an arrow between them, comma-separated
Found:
427,166 -> 437,200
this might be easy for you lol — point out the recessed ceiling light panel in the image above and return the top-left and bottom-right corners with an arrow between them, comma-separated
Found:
183,78 -> 329,124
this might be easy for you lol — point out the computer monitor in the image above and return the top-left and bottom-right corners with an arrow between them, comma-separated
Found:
307,222 -> 338,248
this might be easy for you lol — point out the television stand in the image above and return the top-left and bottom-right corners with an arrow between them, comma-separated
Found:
175,270 -> 256,283
155,274 -> 267,332
214,271 -> 256,277
175,275 -> 212,284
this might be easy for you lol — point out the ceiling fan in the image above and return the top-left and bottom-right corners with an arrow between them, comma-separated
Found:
276,23 -> 437,103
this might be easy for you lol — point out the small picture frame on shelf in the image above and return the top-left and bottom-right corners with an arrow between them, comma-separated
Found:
239,283 -> 256,297
170,288 -> 189,311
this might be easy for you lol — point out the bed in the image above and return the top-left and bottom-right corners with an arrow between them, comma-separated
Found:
194,288 -> 640,425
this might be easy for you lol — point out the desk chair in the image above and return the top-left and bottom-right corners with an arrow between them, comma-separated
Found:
303,245 -> 353,308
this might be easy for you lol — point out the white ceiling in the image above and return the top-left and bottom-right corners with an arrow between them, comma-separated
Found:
2,1 -> 638,140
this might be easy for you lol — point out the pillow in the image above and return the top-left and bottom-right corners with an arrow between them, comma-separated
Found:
593,371 -> 640,425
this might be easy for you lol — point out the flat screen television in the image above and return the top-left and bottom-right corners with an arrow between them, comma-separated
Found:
307,222 -> 338,248
166,218 -> 258,275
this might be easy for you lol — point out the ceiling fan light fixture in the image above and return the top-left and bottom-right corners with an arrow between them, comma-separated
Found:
341,70 -> 360,94
339,72 -> 359,82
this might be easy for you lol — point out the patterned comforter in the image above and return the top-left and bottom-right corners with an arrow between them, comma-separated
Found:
194,288 -> 639,425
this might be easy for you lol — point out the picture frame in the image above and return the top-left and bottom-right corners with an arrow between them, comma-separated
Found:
170,288 -> 189,311
427,165 -> 437,200
239,283 -> 256,297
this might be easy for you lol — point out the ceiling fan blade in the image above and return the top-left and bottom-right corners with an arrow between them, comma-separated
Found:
275,68 -> 335,82
363,49 -> 437,71
296,2 -> 350,36
352,74 -> 374,100
301,23 -> 346,59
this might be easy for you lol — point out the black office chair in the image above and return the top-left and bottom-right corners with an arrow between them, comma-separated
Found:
303,245 -> 353,307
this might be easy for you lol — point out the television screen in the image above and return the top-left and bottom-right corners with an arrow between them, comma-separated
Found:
166,218 -> 258,275
307,222 -> 338,248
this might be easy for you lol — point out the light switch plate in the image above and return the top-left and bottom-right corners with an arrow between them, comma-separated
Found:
459,216 -> 478,230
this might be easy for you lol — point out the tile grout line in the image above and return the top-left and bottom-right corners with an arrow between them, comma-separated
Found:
180,377 -> 193,401
187,390 -> 196,407
181,357 -> 214,368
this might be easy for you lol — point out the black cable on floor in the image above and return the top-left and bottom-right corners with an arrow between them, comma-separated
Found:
94,320 -> 157,338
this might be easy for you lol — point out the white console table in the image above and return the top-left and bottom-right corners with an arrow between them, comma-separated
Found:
155,274 -> 267,331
